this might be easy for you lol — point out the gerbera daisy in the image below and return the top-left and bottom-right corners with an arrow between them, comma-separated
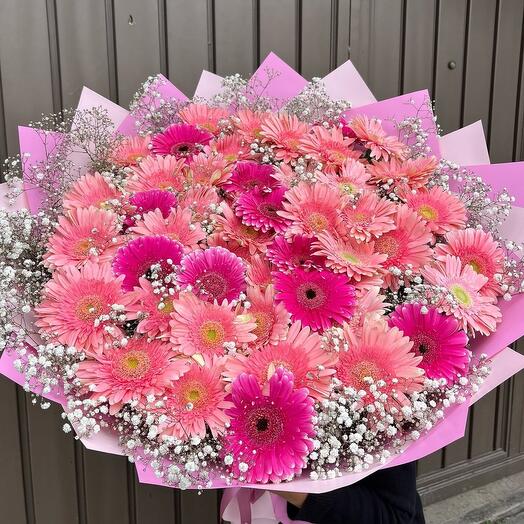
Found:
225,321 -> 336,399
278,182 -> 347,238
179,103 -> 229,134
151,123 -> 213,158
300,125 -> 357,173
224,369 -> 315,483
422,255 -> 502,336
336,322 -> 424,410
35,262 -> 133,354
126,277 -> 177,338
207,134 -> 247,163
435,228 -> 504,298
127,155 -> 186,192
112,236 -> 184,291
374,205 -> 432,289
389,303 -> 469,381
186,152 -> 231,187
170,292 -> 257,357
274,268 -> 356,331
234,109 -> 269,141
235,187 -> 289,233
266,235 -> 325,272
131,208 -> 205,252
44,206 -> 121,269
63,172 -> 120,211
177,247 -> 246,303
76,337 -> 189,414
160,357 -> 232,440
316,158 -> 371,196
313,232 -> 387,282
110,135 -> 151,166
344,286 -> 388,332
129,189 -> 177,219
177,186 -> 220,220
246,254 -> 273,288
368,156 -> 438,191
349,115 -> 406,161
341,191 -> 397,242
226,161 -> 278,193
404,186 -> 467,236
260,113 -> 310,162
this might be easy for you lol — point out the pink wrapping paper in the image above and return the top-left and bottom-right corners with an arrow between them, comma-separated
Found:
194,70 -> 224,100
438,120 -> 490,166
75,86 -> 129,129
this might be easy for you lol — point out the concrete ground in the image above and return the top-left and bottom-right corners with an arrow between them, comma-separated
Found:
424,470 -> 524,524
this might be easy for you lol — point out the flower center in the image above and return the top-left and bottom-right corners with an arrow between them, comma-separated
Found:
375,234 -> 399,259
297,282 -> 327,309
116,350 -> 151,380
417,204 -> 438,221
258,203 -> 280,218
307,212 -> 329,232
340,251 -> 360,264
239,224 -> 260,239
351,360 -> 380,385
252,310 -> 274,341
171,143 -> 193,156
75,294 -> 105,321
411,332 -> 438,362
463,255 -> 487,275
450,284 -> 473,307
339,182 -> 356,194
158,298 -> 174,315
180,379 -> 208,409
199,320 -> 225,347
74,238 -> 101,257
245,406 -> 284,446
198,271 -> 228,300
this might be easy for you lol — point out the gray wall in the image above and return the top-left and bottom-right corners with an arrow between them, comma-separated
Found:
0,1 -> 524,523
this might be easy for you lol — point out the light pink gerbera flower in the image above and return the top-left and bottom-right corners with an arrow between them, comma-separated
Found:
226,161 -> 278,193
160,357 -> 232,440
177,247 -> 246,303
374,205 -> 432,289
179,103 -> 229,134
300,125 -> 358,173
246,254 -> 273,288
44,206 -> 121,269
341,191 -> 397,242
170,292 -> 257,357
435,228 -> 504,298
404,186 -> 467,236
235,187 -> 289,233
279,182 -> 347,238
225,321 -> 336,400
234,109 -> 269,141
336,322 -> 424,411
177,186 -> 220,220
274,268 -> 356,331
368,156 -> 438,191
344,286 -> 388,332
349,115 -> 406,161
389,303 -> 470,381
131,208 -> 205,252
224,368 -> 315,483
187,152 -> 231,187
208,134 -> 247,164
313,232 -> 387,282
151,123 -> 213,159
63,172 -> 121,211
129,189 -> 177,219
127,155 -> 186,192
266,235 -> 325,272
422,255 -> 502,336
110,135 -> 151,166
35,262 -> 133,354
76,337 -> 189,414
261,113 -> 310,162
317,158 -> 371,196
112,236 -> 184,291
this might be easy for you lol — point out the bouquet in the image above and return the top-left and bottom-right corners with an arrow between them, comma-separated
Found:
1,53 -> 524,523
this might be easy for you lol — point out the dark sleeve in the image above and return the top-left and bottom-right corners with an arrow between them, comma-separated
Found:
287,463 -> 425,524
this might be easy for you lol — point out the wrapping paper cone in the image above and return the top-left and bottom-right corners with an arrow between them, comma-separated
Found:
194,70 -> 224,100
438,120 -> 490,166
75,86 -> 129,129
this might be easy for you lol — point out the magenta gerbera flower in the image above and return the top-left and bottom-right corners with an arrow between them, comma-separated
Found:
129,190 -> 177,218
235,187 -> 289,233
226,161 -> 278,193
389,303 -> 470,382
274,268 -> 356,331
113,236 -> 184,291
177,247 -> 246,303
266,235 -> 325,272
151,123 -> 213,158
224,368 -> 315,483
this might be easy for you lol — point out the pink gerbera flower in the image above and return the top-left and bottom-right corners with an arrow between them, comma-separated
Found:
235,187 -> 289,233
336,322 -> 424,411
341,191 -> 397,242
113,236 -> 184,291
266,235 -> 325,272
76,337 -> 189,414
317,158 -> 371,196
131,208 -> 205,252
261,113 -> 310,162
111,135 -> 151,166
234,109 -> 269,141
226,161 -> 278,193
63,172 -> 120,211
44,206 -> 121,269
368,156 -> 438,191
300,125 -> 357,173
170,292 -> 257,357
208,134 -> 247,163
177,186 -> 220,220
435,228 -> 504,298
246,254 -> 273,288
349,115 -> 406,161
160,357 -> 232,440
404,186 -> 467,235
187,152 -> 231,187
225,321 -> 336,400
129,190 -> 177,218
151,123 -> 213,158
224,368 -> 315,483
35,262 -> 133,354
127,155 -> 186,192
389,303 -> 470,381
274,268 -> 356,331
177,247 -> 246,303
179,103 -> 229,134
422,255 -> 502,336
344,286 -> 388,332
279,182 -> 347,238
